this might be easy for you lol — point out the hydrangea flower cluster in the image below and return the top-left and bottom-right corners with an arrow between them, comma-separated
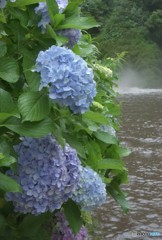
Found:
36,46 -> 96,114
35,0 -> 68,32
5,135 -> 81,215
72,167 -> 107,211
52,211 -> 88,240
0,0 -> 15,8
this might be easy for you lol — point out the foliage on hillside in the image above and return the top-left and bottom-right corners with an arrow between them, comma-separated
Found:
82,0 -> 162,87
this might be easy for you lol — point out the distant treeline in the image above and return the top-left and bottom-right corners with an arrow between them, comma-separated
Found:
82,0 -> 162,87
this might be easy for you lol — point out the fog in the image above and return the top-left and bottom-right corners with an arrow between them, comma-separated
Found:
118,67 -> 147,89
117,65 -> 162,90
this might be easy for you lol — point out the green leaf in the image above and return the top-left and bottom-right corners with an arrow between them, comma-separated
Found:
118,146 -> 131,157
86,141 -> 102,169
0,89 -> 16,113
46,0 -> 59,25
8,0 -> 45,7
103,177 -> 112,184
51,124 -> 66,147
0,113 -> 15,122
0,137 -> 10,155
0,57 -> 19,83
18,92 -> 50,122
0,41 -> 7,57
59,16 -> 99,30
53,13 -> 65,27
98,158 -> 124,170
65,0 -> 83,16
23,54 -> 40,91
81,211 -> 92,225
64,200 -> 83,235
18,214 -> 49,237
46,24 -> 68,46
64,134 -> 86,159
8,8 -> 29,28
115,171 -> 129,184
94,131 -> 117,144
0,214 -> 7,233
107,185 -> 129,213
0,11 -> 6,23
0,89 -> 19,120
0,117 -> 53,138
0,172 -> 21,192
0,155 -> 16,167
83,111 -> 109,125
92,101 -> 104,110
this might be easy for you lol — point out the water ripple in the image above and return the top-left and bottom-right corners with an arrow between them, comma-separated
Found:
91,92 -> 162,240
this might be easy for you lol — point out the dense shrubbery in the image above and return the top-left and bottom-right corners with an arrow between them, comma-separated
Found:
0,0 -> 129,239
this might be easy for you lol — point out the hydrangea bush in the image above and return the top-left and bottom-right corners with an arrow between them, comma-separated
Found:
0,0 -> 129,239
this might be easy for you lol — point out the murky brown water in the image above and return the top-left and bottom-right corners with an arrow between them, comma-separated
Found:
91,89 -> 162,240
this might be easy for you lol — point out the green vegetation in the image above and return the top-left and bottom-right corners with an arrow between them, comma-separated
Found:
82,0 -> 162,87
0,0 -> 129,239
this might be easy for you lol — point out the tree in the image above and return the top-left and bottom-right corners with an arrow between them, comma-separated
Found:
83,0 -> 162,87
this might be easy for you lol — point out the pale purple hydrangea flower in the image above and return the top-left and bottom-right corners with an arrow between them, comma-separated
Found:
52,211 -> 88,240
35,46 -> 96,114
57,28 -> 82,48
35,0 -> 68,32
72,167 -> 107,211
5,135 -> 81,215
0,0 -> 16,8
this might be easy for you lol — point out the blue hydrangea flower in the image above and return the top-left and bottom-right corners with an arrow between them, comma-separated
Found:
57,28 -> 82,48
52,211 -> 88,240
35,46 -> 96,114
5,135 -> 81,215
0,0 -> 16,8
71,167 -> 107,211
35,0 -> 68,31
0,0 -> 6,8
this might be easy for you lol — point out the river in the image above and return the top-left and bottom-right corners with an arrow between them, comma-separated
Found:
91,88 -> 162,240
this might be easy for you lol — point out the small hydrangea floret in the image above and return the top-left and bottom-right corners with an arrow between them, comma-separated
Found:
72,167 -> 107,211
36,46 -> 96,114
5,135 -> 81,215
57,28 -> 82,48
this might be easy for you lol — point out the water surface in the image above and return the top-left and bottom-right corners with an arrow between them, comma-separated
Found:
91,89 -> 162,239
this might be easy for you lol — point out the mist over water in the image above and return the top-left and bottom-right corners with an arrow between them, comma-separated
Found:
117,66 -> 162,90
118,67 -> 145,89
